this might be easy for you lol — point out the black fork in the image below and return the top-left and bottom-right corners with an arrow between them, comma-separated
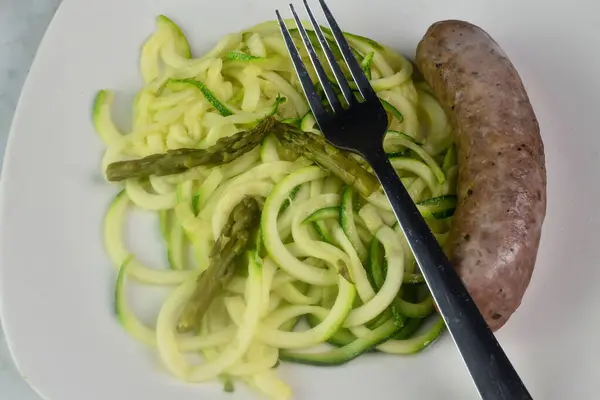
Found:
276,1 -> 532,399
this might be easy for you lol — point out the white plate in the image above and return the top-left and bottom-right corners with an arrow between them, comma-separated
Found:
1,0 -> 599,399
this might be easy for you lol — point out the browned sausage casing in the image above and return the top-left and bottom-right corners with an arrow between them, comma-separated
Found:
415,20 -> 547,331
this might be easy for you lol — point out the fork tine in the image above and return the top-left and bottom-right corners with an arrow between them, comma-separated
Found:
302,0 -> 355,105
276,10 -> 327,120
317,0 -> 377,101
288,4 -> 342,112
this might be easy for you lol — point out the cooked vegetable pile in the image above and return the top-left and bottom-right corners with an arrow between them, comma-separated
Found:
97,14 -> 457,400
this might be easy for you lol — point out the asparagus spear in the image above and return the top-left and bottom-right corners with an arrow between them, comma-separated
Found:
177,196 -> 261,333
105,117 -> 277,181
272,121 -> 380,198
107,116 -> 379,198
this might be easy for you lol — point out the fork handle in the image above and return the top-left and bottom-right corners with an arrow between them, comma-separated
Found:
364,147 -> 532,400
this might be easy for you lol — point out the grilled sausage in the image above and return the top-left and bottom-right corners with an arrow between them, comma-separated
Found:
415,20 -> 547,331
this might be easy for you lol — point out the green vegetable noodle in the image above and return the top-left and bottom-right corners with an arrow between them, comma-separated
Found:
95,14 -> 455,399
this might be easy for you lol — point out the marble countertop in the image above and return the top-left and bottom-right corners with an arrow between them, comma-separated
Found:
0,1 -> 62,398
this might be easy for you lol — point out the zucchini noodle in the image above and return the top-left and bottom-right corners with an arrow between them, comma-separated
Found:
96,15 -> 457,400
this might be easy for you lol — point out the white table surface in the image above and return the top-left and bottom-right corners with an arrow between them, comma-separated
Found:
0,1 -> 62,398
